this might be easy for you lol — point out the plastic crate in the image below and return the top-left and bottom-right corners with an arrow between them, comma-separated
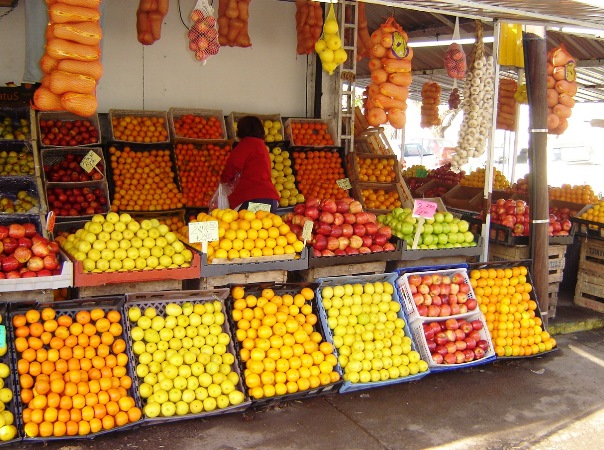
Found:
401,237 -> 484,261
227,112 -> 284,143
0,249 -> 73,293
108,110 -> 170,144
410,312 -> 496,372
40,147 -> 106,184
7,296 -> 144,442
308,238 -> 403,268
0,176 -> 46,215
394,266 -> 480,323
315,273 -> 430,393
0,140 -> 40,177
225,282 -> 343,407
284,118 -> 337,147
168,108 -> 227,141
122,289 -> 251,424
571,204 -> 604,240
36,111 -> 101,148
44,180 -> 111,220
0,105 -> 35,142
200,247 -> 309,277
0,304 -> 24,447
353,181 -> 405,215
67,243 -> 201,287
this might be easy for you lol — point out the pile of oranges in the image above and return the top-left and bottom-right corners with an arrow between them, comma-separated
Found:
549,184 -> 598,204
109,146 -> 186,212
292,150 -> 348,201
359,187 -> 402,211
288,121 -> 334,147
355,156 -> 398,183
172,114 -> 225,140
111,115 -> 169,143
470,266 -> 557,358
174,142 -> 231,207
230,286 -> 340,400
13,307 -> 142,438
186,209 -> 304,261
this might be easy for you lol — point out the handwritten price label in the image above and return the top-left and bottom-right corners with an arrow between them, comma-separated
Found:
336,178 -> 352,190
302,220 -> 313,243
80,150 -> 102,173
247,202 -> 271,213
412,199 -> 438,219
188,221 -> 219,244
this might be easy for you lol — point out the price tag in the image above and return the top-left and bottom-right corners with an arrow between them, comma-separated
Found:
46,211 -> 56,233
0,325 -> 5,349
412,199 -> 438,219
302,220 -> 313,244
247,202 -> 271,213
188,221 -> 219,244
80,150 -> 102,173
336,178 -> 352,190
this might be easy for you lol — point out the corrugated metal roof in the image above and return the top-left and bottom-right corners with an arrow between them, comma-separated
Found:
358,0 -> 604,103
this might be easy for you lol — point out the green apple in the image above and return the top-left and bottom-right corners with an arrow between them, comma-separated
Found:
189,399 -> 204,414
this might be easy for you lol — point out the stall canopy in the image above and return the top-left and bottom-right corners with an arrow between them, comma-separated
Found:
359,0 -> 604,102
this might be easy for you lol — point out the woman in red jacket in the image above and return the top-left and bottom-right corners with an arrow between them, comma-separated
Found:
220,116 -> 280,212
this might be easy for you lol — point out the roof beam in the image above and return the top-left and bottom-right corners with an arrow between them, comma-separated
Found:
361,0 -> 492,21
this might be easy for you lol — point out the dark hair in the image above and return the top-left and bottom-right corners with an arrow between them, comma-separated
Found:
236,116 -> 265,139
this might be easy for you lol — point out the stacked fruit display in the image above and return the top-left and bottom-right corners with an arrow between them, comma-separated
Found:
288,121 -> 334,147
292,150 -> 348,201
0,148 -> 36,176
108,145 -> 186,212
489,199 -> 572,237
0,191 -> 39,214
127,300 -> 246,418
172,114 -> 224,140
471,265 -> 557,357
407,177 -> 429,193
359,187 -> 402,211
46,186 -> 108,217
269,146 -> 303,207
0,312 -> 18,442
549,183 -> 598,204
418,316 -> 491,365
43,152 -> 104,183
13,306 -> 142,438
460,167 -> 510,190
56,213 -> 194,273
398,271 -> 479,319
111,115 -> 169,143
402,165 -> 427,179
174,142 -> 231,208
577,199 -> 604,224
320,279 -> 429,383
284,197 -> 396,257
427,163 -> 464,185
39,118 -> 99,147
190,209 -> 304,262
231,118 -> 283,143
0,223 -> 62,279
230,285 -> 340,399
509,174 -> 529,195
0,116 -> 30,140
378,208 -> 476,250
355,156 -> 397,183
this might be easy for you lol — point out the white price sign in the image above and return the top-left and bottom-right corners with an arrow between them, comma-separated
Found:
336,178 -> 352,190
80,150 -> 102,173
188,221 -> 219,244
247,202 -> 271,213
302,220 -> 313,244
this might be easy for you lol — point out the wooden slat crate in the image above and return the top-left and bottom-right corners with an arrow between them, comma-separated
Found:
488,243 -> 567,285
354,127 -> 394,156
548,283 -> 560,319
200,270 -> 288,290
295,261 -> 387,282
354,106 -> 370,135
574,237 -> 604,313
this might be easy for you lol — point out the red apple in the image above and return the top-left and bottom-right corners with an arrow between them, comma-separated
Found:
455,329 -> 466,341
17,237 -> 32,248
361,235 -> 373,248
471,319 -> 484,331
0,226 -> 8,240
372,233 -> 388,247
337,236 -> 350,250
20,271 -> 37,278
336,200 -> 350,214
416,305 -> 428,316
451,272 -> 465,284
431,295 -> 442,306
345,247 -> 359,255
352,223 -> 366,237
305,206 -> 320,220
421,275 -> 433,286
423,294 -> 432,306
450,304 -> 460,315
348,235 -> 363,249
427,305 -> 440,317
333,213 -> 344,226
465,298 -> 478,311
321,199 -> 337,214
445,341 -> 457,354
432,274 -> 442,285
377,225 -> 392,240
450,283 -> 459,295
319,211 -> 334,224
27,256 -> 45,271
313,234 -> 327,251
306,198 -> 321,208
355,212 -> 371,225
434,332 -> 449,346
23,223 -> 37,238
43,255 -> 59,271
463,349 -> 475,362
445,318 -> 459,330
315,222 -> 332,236
418,284 -> 430,295
464,337 -> 477,350
476,340 -> 489,351
341,224 -> 353,238
455,340 -> 467,351
1,255 -> 20,272
439,304 -> 451,317
441,275 -> 451,285
429,284 -> 441,296
432,353 -> 444,364
329,226 -> 343,238
343,213 -> 356,224
293,204 -> 306,215
435,345 -> 448,357
8,224 -> 25,239
445,329 -> 457,342
326,236 -> 340,251
5,270 -> 20,279
460,322 -> 473,334
13,247 -> 32,264
2,238 -> 18,255
348,200 -> 363,214
364,222 -> 378,236
369,244 -> 383,253
408,275 -> 422,286
455,350 -> 466,364
474,347 -> 486,359
383,242 -> 395,251
358,247 -> 371,254
334,249 -> 346,256
459,283 -> 471,294
32,241 -> 50,257
37,269 -> 53,277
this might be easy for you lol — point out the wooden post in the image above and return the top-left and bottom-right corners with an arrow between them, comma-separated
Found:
523,26 -> 550,326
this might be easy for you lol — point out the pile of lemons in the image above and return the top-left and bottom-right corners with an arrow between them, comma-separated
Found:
268,146 -> 304,207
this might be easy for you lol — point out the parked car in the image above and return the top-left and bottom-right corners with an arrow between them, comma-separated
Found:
400,141 -> 438,169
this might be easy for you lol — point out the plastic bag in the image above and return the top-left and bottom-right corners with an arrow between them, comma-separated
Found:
188,0 -> 220,63
209,183 -> 231,211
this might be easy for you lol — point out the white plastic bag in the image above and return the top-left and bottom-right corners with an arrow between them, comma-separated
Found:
209,183 -> 230,211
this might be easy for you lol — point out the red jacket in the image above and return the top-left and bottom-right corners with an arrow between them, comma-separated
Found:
220,137 -> 280,208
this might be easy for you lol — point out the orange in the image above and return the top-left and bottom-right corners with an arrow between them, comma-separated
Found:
105,354 -> 117,368
77,381 -> 90,396
53,421 -> 67,437
17,358 -> 29,375
82,405 -> 95,421
58,408 -> 71,423
39,421 -> 54,437
36,347 -> 48,363
102,414 -> 115,430
28,336 -> 43,350
15,336 -> 28,353
78,333 -> 90,347
97,391 -> 110,405
20,388 -> 33,405
13,314 -> 27,328
55,326 -> 70,340
30,395 -> 48,410
116,353 -> 128,367
84,346 -> 96,360
67,358 -> 81,372
65,420 -> 78,436
35,379 -> 50,395
83,323 -> 97,337
78,420 -> 91,436
64,335 -> 78,348
127,407 -> 142,423
30,324 -> 45,338
57,315 -> 72,327
55,359 -> 68,374
70,408 -> 82,423
40,331 -> 52,346
25,309 -> 41,324
15,326 -> 29,338
29,361 -> 42,377
76,310 -> 91,325
24,422 -> 39,438
106,310 -> 121,323
50,378 -> 65,394
106,400 -> 119,416
109,322 -> 123,337
43,319 -> 58,333
112,339 -> 126,354
49,336 -> 64,350
69,322 -> 83,336
30,408 -> 44,425
118,396 -> 134,412
100,332 -> 114,346
64,381 -> 78,397
93,403 -> 107,419
120,375 -> 133,390
59,346 -> 73,361
44,406 -> 58,422
90,308 -> 105,322
96,318 -> 111,333
88,368 -> 102,381
115,410 -> 129,427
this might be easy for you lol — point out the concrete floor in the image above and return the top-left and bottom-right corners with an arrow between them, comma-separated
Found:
3,325 -> 602,450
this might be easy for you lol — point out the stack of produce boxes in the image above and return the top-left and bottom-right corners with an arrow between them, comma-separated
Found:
395,265 -> 496,371
315,273 -> 430,392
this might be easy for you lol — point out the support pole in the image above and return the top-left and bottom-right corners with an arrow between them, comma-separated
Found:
523,26 -> 550,326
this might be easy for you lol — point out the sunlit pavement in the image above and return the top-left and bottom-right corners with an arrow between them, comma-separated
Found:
4,325 -> 602,450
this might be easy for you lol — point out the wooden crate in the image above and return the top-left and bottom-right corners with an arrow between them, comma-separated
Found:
354,127 -> 394,155
76,279 -> 182,298
488,243 -> 567,284
354,106 -> 370,135
574,271 -> 604,313
391,254 -> 479,270
578,236 -> 604,274
295,261 -> 387,282
548,283 -> 560,319
200,270 -> 288,289
0,289 -> 54,302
